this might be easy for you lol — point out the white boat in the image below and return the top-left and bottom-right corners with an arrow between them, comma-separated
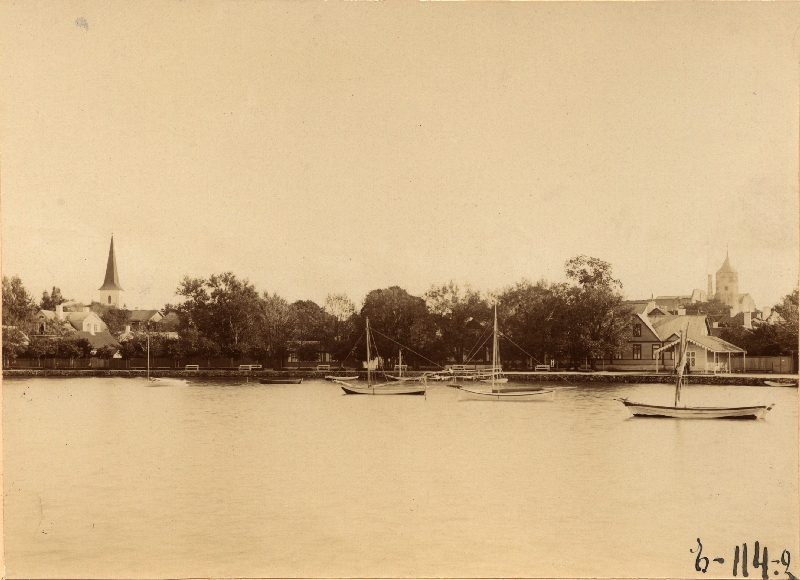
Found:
325,375 -> 358,381
455,306 -> 553,401
764,380 -> 797,387
148,377 -> 188,386
619,326 -> 774,420
340,318 -> 426,396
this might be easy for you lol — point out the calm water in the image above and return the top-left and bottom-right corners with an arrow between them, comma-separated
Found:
3,377 -> 797,579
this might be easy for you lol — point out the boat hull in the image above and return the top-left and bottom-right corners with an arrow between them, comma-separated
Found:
764,381 -> 796,387
619,400 -> 773,420
339,382 -> 425,395
325,375 -> 358,381
458,386 -> 554,401
260,378 -> 303,384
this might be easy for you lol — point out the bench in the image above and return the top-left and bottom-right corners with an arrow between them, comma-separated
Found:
184,365 -> 200,371
317,364 -> 331,371
394,364 -> 408,371
534,365 -> 550,372
238,364 -> 263,371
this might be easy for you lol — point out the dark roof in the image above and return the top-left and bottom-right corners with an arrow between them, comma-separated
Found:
99,236 -> 124,291
74,330 -> 121,350
717,251 -> 737,274
129,310 -> 161,322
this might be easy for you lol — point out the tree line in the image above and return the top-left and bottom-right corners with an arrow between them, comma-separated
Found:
3,256 -> 798,368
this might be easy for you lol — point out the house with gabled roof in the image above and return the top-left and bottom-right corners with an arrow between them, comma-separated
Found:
603,309 -> 745,373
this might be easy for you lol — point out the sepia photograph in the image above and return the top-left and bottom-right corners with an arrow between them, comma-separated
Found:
1,2 -> 798,578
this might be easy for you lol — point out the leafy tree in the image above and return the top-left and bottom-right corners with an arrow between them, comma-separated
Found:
175,272 -> 261,356
289,300 -> 330,342
560,256 -> 632,369
721,289 -> 799,356
101,307 -> 131,335
255,292 -> 296,364
497,279 -> 568,368
2,275 -> 38,329
683,297 -> 732,319
2,326 -> 29,366
425,281 -> 491,365
360,286 -> 434,368
40,287 -> 66,310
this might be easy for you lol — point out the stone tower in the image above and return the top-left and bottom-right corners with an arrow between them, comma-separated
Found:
714,251 -> 738,314
98,236 -> 123,307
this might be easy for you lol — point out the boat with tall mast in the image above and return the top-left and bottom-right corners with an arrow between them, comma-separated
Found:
617,325 -> 773,419
456,306 -> 554,401
336,318 -> 426,395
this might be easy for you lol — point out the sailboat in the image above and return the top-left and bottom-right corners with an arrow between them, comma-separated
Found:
336,318 -> 426,395
617,326 -> 773,419
456,306 -> 554,401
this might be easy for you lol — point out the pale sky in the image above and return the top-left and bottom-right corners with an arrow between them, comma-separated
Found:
2,2 -> 798,311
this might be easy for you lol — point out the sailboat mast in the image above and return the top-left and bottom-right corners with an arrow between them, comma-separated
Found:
366,317 -> 371,387
399,349 -> 402,377
492,305 -> 498,393
147,326 -> 150,380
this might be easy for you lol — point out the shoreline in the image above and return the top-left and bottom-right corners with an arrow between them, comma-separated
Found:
3,369 -> 796,386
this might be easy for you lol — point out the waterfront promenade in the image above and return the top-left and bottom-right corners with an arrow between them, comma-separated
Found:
4,368 -> 797,386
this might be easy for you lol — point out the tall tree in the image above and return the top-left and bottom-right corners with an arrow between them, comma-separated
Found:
561,256 -> 632,369
2,275 -> 38,329
40,287 -> 66,311
425,281 -> 491,365
175,272 -> 261,356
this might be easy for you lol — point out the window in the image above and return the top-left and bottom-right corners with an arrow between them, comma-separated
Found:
652,344 -> 660,359
94,324 -> 98,332
633,345 -> 641,360
108,295 -> 111,304
632,323 -> 642,337
689,351 -> 696,367
614,351 -> 623,359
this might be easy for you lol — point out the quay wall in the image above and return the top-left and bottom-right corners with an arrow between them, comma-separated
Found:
3,369 -> 796,387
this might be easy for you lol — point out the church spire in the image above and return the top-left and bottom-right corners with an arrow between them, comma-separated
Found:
99,236 -> 124,291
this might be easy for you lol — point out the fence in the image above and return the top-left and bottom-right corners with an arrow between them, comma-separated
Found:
7,357 -> 274,370
730,356 -> 797,374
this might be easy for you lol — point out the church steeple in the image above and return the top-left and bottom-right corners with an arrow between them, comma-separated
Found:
717,249 -> 737,274
98,236 -> 123,307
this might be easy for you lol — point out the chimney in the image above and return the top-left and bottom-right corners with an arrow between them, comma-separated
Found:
56,303 -> 64,320
707,274 -> 713,298
678,308 -> 686,316
712,321 -> 719,328
744,311 -> 752,329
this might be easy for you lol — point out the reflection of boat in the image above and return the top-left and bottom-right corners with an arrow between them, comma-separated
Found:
455,306 -> 553,401
325,375 -> 358,381
148,377 -> 188,386
764,380 -> 797,387
338,318 -> 426,395
619,326 -> 774,420
260,378 -> 303,384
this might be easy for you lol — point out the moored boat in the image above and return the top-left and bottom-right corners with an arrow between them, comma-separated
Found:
340,318 -> 426,396
764,380 -> 797,387
618,326 -> 773,420
260,378 -> 303,384
455,306 -> 554,401
325,375 -> 358,381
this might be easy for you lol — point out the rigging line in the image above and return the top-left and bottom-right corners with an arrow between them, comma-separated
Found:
341,329 -> 366,364
496,330 -> 577,388
463,332 -> 492,365
463,326 -> 492,363
368,329 -> 446,370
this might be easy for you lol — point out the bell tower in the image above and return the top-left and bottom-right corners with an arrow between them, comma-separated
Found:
98,236 -> 123,307
714,250 -> 739,314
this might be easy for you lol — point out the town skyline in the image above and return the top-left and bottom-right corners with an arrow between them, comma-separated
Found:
2,3 -> 797,313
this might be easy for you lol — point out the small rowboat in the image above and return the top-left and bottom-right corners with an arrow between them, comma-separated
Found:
147,377 -> 187,386
618,399 -> 773,420
325,375 -> 358,381
764,380 -> 797,387
260,378 -> 303,384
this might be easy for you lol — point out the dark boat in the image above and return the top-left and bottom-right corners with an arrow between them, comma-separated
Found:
260,378 -> 303,384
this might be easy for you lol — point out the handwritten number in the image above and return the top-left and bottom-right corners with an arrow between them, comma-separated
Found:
692,538 -> 709,573
780,551 -> 794,579
752,542 -> 768,579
